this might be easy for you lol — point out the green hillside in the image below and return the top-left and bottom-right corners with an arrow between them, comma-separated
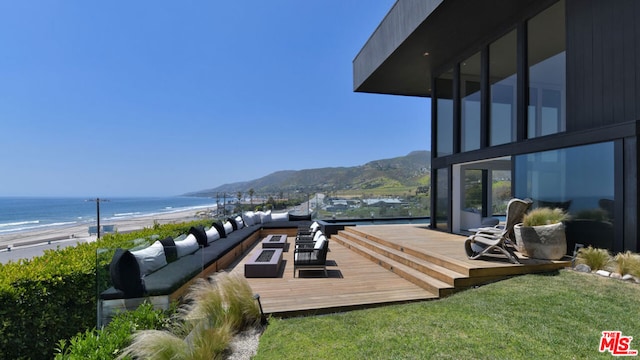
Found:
186,151 -> 431,197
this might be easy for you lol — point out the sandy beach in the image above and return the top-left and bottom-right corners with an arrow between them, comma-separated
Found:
0,207 -> 211,263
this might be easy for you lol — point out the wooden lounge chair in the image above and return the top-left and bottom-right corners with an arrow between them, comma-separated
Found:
293,236 -> 329,277
464,198 -> 532,264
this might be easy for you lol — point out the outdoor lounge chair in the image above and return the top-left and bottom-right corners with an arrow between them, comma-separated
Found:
293,236 -> 329,277
295,222 -> 322,246
464,198 -> 532,264
296,228 -> 324,247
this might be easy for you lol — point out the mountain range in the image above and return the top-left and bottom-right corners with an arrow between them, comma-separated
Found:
186,150 -> 431,197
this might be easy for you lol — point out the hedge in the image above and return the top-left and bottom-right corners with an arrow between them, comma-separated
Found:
0,219 -> 211,360
54,301 -> 175,360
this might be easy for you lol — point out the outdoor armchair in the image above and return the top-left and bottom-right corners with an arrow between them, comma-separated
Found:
464,198 -> 532,264
293,236 -> 329,277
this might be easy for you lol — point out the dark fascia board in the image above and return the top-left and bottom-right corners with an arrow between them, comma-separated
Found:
352,0 -> 443,98
353,0 -> 548,98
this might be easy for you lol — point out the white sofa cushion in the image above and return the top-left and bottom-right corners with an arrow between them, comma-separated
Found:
131,240 -> 167,275
175,234 -> 200,258
205,227 -> 220,243
243,211 -> 255,226
223,221 -> 234,235
259,210 -> 272,223
271,212 -> 288,222
234,215 -> 245,229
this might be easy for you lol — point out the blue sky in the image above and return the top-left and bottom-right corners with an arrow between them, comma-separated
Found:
0,1 -> 430,197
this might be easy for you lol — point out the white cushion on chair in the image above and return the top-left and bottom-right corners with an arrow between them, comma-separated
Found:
314,235 -> 326,249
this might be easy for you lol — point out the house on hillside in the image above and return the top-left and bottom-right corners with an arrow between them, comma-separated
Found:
354,0 -> 639,253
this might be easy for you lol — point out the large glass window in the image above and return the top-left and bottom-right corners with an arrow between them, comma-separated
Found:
455,157 -> 512,233
527,0 -> 566,139
463,169 -> 483,213
436,69 -> 454,157
490,30 -> 517,146
460,52 -> 481,152
435,168 -> 449,230
514,142 -> 615,251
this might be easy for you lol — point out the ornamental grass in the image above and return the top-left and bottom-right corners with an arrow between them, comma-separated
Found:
611,251 -> 640,276
118,272 -> 260,360
522,207 -> 569,227
576,246 -> 611,271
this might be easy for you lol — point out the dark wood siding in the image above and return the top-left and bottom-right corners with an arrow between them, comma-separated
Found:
566,0 -> 640,132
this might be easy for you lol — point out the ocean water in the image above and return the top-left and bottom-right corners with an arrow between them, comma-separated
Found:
0,196 -> 221,234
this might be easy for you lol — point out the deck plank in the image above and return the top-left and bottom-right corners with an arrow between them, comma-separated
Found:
227,225 -> 569,316
228,232 -> 437,315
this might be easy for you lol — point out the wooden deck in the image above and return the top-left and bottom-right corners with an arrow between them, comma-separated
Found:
227,224 -> 570,317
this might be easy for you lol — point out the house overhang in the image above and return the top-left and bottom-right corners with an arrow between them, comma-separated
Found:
353,0 -> 552,98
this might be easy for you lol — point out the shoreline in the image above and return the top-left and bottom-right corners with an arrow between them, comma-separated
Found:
0,207 -> 210,253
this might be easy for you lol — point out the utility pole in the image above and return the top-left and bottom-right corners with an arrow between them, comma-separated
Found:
87,198 -> 109,239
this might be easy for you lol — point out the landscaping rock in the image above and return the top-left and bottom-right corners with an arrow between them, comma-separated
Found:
622,274 -> 634,281
596,270 -> 611,277
610,272 -> 622,279
227,326 -> 263,360
574,264 -> 591,273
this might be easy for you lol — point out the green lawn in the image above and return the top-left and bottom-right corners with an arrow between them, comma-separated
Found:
254,270 -> 640,359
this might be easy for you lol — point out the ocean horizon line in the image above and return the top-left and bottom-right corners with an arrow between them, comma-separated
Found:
0,196 -> 222,235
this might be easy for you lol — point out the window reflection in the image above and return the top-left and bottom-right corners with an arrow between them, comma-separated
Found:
490,30 -> 517,146
436,70 -> 454,157
528,0 -> 566,138
515,142 -> 615,251
435,168 -> 449,230
461,52 -> 481,151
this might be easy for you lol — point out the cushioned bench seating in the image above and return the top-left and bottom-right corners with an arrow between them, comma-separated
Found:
100,211 -> 311,301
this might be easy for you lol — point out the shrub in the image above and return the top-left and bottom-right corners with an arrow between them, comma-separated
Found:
629,258 -> 640,278
610,251 -> 640,276
522,207 -> 568,227
54,302 -> 174,360
576,246 -> 611,271
574,208 -> 610,222
0,219 -> 211,360
120,272 -> 261,359
119,330 -> 188,360
217,272 -> 262,330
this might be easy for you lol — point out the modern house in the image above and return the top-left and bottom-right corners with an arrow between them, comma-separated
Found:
354,0 -> 639,253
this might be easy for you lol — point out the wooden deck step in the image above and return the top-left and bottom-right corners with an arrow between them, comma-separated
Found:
343,227 -> 475,276
332,233 -> 456,297
331,226 -> 537,296
333,231 -> 467,287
